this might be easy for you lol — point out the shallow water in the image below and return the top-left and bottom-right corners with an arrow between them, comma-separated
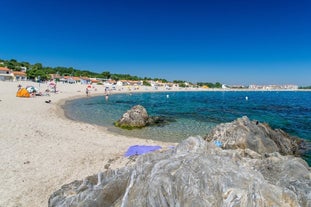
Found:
64,91 -> 311,163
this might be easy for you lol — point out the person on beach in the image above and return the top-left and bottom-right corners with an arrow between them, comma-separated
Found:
86,87 -> 89,96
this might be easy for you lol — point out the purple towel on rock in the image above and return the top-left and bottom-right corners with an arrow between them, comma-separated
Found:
124,145 -> 162,157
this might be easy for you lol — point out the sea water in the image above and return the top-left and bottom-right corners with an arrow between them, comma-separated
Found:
64,91 -> 311,162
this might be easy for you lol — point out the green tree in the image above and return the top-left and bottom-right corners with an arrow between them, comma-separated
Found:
197,82 -> 222,88
34,70 -> 49,81
6,59 -> 19,70
101,71 -> 111,79
32,63 -> 43,70
26,69 -> 37,80
299,86 -> 311,89
179,83 -> 187,87
215,82 -> 222,88
20,61 -> 31,68
110,74 -> 119,81
143,80 -> 151,86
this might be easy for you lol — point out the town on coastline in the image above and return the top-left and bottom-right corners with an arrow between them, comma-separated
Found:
0,59 -> 307,90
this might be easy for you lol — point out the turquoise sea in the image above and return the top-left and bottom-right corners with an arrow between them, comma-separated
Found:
64,91 -> 311,163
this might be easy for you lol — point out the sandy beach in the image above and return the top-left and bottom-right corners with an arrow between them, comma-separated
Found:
0,81 -> 180,207
1,81 -> 308,207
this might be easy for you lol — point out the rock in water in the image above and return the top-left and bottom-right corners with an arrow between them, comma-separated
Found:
114,105 -> 171,129
49,118 -> 311,207
204,116 -> 305,156
114,105 -> 149,129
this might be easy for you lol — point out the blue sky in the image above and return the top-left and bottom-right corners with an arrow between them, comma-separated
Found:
1,0 -> 310,85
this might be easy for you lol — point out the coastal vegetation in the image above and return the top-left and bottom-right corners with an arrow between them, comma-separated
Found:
197,82 -> 222,88
299,86 -> 311,89
2,58 -> 308,89
0,58 -> 196,86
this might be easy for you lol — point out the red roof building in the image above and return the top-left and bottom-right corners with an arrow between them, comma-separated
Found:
13,71 -> 27,81
0,67 -> 13,81
0,67 -> 10,73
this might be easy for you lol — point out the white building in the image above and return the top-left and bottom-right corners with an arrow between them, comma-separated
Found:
13,71 -> 27,81
0,67 -> 13,81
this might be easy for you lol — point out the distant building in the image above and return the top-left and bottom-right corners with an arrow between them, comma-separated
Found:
248,84 -> 298,90
12,71 -> 27,81
80,77 -> 91,84
105,79 -> 117,85
20,67 -> 27,72
90,78 -> 100,84
116,81 -> 123,86
0,67 -> 13,81
49,73 -> 62,80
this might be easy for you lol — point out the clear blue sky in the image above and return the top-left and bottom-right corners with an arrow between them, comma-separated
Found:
1,0 -> 310,85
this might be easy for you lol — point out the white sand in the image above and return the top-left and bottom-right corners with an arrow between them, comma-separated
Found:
0,81 -> 182,207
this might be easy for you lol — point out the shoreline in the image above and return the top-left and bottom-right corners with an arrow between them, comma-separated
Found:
61,87 -> 311,143
0,81 -> 179,207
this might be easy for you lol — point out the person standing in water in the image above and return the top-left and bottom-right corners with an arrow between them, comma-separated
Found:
86,87 -> 89,96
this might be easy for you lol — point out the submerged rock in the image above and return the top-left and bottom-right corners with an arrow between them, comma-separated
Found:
114,105 -> 170,129
49,117 -> 311,207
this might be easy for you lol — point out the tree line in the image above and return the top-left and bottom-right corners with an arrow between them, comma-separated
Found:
0,58 -> 225,88
197,82 -> 222,88
0,58 -> 170,82
299,86 -> 311,89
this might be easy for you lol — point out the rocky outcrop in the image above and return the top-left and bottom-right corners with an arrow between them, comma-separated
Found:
204,116 -> 305,156
114,105 -> 170,129
49,117 -> 311,207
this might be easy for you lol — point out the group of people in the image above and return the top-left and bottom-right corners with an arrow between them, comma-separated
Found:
17,84 -> 51,98
85,85 -> 109,101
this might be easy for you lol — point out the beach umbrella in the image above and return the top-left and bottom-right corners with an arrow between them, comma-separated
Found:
26,86 -> 38,93
26,87 -> 34,93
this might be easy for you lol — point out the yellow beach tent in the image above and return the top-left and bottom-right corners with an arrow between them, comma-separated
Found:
16,88 -> 30,98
